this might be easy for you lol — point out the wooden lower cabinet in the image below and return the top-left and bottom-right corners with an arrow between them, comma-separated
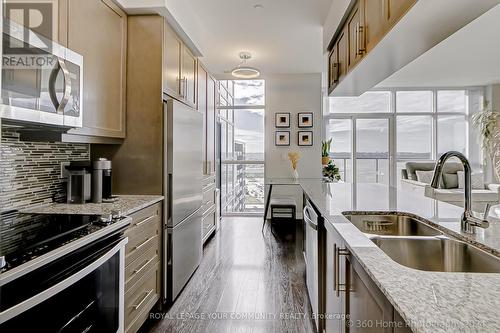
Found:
124,202 -> 162,333
394,311 -> 413,333
125,263 -> 161,333
346,255 -> 393,333
324,224 -> 411,333
325,224 -> 348,333
202,176 -> 217,243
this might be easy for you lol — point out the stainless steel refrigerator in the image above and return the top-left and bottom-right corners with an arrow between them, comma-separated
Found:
164,99 -> 203,303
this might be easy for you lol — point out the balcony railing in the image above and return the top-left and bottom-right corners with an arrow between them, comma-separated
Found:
330,152 -> 431,183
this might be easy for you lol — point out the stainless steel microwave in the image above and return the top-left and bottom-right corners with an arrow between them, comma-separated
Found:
0,19 -> 83,128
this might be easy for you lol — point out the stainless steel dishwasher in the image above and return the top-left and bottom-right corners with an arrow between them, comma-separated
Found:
304,199 -> 320,330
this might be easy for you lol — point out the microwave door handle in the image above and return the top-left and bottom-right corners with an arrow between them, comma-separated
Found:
48,57 -> 71,115
58,58 -> 71,113
48,59 -> 61,112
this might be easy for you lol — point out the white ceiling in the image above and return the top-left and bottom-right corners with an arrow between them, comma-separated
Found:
377,4 -> 500,88
165,0 -> 333,76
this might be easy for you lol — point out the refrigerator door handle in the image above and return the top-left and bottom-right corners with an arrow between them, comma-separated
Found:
167,173 -> 173,226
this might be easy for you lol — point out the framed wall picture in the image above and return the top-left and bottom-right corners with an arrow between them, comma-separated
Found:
298,131 -> 313,146
275,131 -> 290,146
275,113 -> 290,128
298,112 -> 313,128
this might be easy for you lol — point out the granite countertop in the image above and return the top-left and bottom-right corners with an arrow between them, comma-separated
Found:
23,195 -> 164,216
284,179 -> 500,333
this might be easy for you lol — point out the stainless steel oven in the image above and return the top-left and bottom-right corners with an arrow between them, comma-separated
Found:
0,231 -> 127,332
0,19 -> 83,128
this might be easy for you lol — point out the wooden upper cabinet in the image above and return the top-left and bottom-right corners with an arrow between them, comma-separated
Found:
362,0 -> 386,53
163,22 -> 182,99
163,20 -> 197,108
385,0 -> 416,28
328,47 -> 338,92
327,0 -> 416,95
198,63 -> 208,174
197,63 -> 216,176
337,28 -> 348,83
6,0 -> 63,42
347,3 -> 364,71
182,46 -> 197,108
206,76 -> 216,175
328,26 -> 347,93
64,0 -> 127,139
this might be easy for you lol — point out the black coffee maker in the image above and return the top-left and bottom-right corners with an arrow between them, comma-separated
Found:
66,161 -> 92,204
92,158 -> 116,203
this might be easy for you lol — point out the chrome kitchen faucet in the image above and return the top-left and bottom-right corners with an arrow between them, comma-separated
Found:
430,151 -> 490,234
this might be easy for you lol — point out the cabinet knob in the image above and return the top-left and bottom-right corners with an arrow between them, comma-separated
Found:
111,210 -> 122,220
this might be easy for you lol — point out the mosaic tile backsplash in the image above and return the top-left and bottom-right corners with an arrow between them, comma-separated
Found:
0,129 -> 90,211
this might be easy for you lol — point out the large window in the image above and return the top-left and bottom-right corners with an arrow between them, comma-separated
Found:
325,88 -> 483,186
219,80 -> 265,215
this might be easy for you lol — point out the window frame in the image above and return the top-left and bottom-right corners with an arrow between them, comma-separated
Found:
218,79 -> 266,216
324,87 -> 484,186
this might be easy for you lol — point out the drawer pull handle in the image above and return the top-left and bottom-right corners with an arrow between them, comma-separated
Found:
135,215 -> 155,227
135,236 -> 155,251
203,184 -> 215,192
133,257 -> 155,275
132,289 -> 154,310
335,247 -> 350,297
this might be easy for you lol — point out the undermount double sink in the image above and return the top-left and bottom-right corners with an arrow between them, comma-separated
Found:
343,212 -> 500,273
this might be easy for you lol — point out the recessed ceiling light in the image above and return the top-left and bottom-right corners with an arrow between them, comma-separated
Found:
253,4 -> 264,9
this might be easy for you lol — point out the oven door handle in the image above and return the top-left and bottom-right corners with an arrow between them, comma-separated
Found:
0,238 -> 128,325
48,57 -> 71,115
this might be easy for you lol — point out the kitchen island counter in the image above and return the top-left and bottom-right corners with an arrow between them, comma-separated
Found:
269,179 -> 500,333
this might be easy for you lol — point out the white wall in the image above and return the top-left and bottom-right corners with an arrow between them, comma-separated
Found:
265,74 -> 322,218
114,0 -> 203,57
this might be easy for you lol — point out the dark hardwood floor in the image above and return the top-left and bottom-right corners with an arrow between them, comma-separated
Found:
146,217 -> 315,333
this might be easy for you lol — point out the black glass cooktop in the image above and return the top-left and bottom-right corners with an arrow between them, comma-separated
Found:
0,211 -> 115,273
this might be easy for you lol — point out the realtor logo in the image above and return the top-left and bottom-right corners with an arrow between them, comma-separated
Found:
3,1 -> 53,53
